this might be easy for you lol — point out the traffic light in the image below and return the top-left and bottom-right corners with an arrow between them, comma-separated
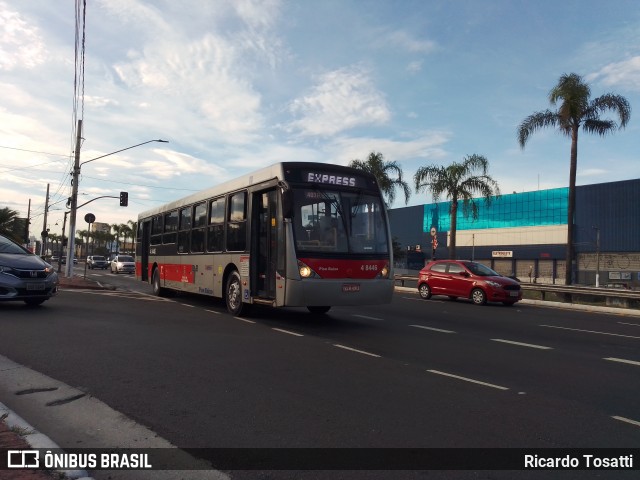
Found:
119,191 -> 128,207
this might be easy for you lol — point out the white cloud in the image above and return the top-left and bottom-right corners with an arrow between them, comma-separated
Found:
587,56 -> 640,91
287,66 -> 391,137
327,131 -> 451,166
385,30 -> 437,54
0,2 -> 47,70
406,60 -> 423,73
579,168 -> 608,177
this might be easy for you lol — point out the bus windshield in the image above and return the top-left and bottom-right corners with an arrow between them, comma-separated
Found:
292,188 -> 388,254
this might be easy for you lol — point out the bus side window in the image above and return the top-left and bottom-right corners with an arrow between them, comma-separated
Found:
151,215 -> 163,245
227,191 -> 247,251
207,197 -> 224,252
191,202 -> 207,253
163,211 -> 178,244
178,206 -> 192,253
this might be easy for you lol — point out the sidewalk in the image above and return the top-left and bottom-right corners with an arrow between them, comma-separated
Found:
57,273 -> 111,291
0,274 -> 103,480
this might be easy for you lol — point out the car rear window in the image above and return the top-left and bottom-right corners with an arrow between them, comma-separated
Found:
429,263 -> 447,272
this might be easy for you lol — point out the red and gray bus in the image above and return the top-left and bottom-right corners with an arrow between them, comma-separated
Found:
136,162 -> 393,315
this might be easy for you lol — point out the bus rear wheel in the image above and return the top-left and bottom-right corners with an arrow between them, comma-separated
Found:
307,306 -> 331,314
226,271 -> 250,316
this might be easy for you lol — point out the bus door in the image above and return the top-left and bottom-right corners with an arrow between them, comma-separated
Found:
141,220 -> 151,281
253,189 -> 278,298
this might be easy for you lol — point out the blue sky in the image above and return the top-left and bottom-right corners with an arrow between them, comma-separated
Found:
2,0 -> 639,237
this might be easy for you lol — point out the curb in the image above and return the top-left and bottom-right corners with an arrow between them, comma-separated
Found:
0,402 -> 95,480
394,286 -> 640,316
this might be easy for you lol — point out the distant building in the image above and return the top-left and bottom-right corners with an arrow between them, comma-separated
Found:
388,178 -> 640,287
92,222 -> 111,234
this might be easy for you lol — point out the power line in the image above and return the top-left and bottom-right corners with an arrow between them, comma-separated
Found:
81,175 -> 200,191
0,145 -> 71,158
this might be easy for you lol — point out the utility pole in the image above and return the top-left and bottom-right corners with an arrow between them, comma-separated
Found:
25,199 -> 31,247
40,183 -> 50,256
66,120 -> 82,277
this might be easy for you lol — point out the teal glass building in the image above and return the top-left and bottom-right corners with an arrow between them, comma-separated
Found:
423,188 -> 568,233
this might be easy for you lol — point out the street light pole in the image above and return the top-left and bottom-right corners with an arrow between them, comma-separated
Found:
64,121 -> 168,277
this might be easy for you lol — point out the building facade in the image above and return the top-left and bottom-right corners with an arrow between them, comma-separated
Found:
388,178 -> 640,287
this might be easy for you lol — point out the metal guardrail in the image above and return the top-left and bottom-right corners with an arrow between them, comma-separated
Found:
394,274 -> 640,304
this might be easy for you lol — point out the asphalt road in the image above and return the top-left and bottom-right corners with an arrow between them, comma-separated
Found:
1,275 -> 639,479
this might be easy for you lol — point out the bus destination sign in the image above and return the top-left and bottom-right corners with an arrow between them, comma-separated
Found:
304,171 -> 361,188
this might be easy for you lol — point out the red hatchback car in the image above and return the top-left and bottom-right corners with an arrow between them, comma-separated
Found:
417,260 -> 522,306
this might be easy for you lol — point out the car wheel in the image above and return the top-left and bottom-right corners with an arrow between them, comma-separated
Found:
307,306 -> 331,314
471,288 -> 487,305
418,283 -> 431,299
226,270 -> 250,316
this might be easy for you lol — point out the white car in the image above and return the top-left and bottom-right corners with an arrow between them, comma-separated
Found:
110,255 -> 136,274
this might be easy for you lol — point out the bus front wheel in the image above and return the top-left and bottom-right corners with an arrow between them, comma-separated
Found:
226,271 -> 250,316
152,268 -> 169,297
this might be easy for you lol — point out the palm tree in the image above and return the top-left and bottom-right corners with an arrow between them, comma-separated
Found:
119,223 -> 132,253
349,152 -> 411,207
127,219 -> 137,252
48,233 -> 60,258
518,73 -> 631,285
414,154 -> 500,260
111,224 -> 123,254
0,206 -> 22,242
77,229 -> 90,259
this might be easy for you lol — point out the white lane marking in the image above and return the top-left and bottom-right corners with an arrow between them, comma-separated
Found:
205,309 -> 221,315
612,416 -> 640,428
352,314 -> 384,321
272,328 -> 304,337
618,322 -> 640,327
179,303 -> 195,308
540,324 -> 640,340
491,339 -> 552,350
604,357 -> 640,367
426,370 -> 509,391
409,325 -> 455,334
234,317 -> 256,324
333,344 -> 380,358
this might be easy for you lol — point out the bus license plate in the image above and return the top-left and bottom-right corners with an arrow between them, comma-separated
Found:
27,283 -> 45,291
342,283 -> 360,293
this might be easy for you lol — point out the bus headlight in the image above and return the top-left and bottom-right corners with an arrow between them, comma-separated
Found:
298,260 -> 319,278
300,265 -> 312,278
376,263 -> 390,279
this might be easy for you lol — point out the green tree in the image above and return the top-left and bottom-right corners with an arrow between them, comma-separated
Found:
518,73 -> 631,284
111,224 -> 124,254
349,152 -> 411,207
77,229 -> 91,259
120,223 -> 133,253
414,154 -> 500,260
0,207 -> 23,242
127,219 -> 137,252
